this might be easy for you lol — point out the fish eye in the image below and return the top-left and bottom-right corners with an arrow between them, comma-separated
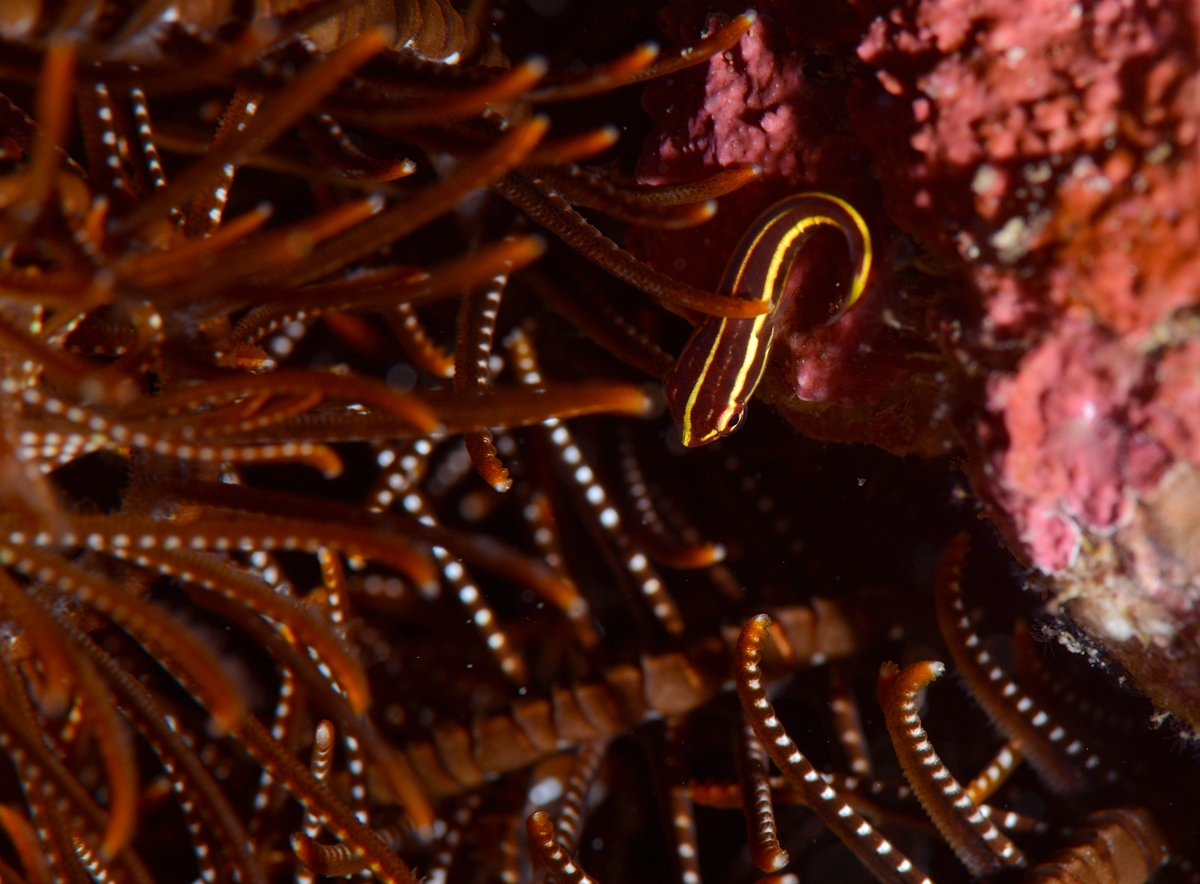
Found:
722,409 -> 744,434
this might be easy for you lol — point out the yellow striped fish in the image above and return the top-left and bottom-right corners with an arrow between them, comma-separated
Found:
663,192 -> 873,447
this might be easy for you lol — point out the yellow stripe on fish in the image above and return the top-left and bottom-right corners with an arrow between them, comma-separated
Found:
663,192 -> 873,447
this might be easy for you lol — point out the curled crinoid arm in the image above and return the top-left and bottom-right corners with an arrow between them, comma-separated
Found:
935,533 -> 1095,793
312,719 -> 336,786
292,820 -> 405,878
878,660 -> 1024,876
292,832 -> 368,878
386,304 -> 455,379
530,166 -> 717,230
529,12 -> 756,102
747,599 -> 859,672
187,586 -> 435,835
52,607 -> 268,884
964,742 -> 1024,806
296,719 -> 337,884
735,715 -> 789,872
556,741 -> 607,858
0,723 -> 84,884
135,544 -> 371,707
736,615 -> 929,884
54,511 -> 439,615
506,325 -> 683,634
494,172 -> 767,319
277,117 -> 549,288
1025,808 -> 1168,884
295,822 -> 405,877
118,31 -> 388,237
0,650 -> 154,884
2,544 -> 248,734
0,572 -> 137,862
456,272 -> 512,492
0,804 -> 53,884
527,811 -> 602,884
238,717 -> 420,884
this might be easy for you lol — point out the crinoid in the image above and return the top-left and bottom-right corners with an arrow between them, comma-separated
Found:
0,3 -> 1196,884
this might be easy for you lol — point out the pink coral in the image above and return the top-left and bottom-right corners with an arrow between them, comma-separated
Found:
854,0 -> 1200,727
985,318 -> 1168,571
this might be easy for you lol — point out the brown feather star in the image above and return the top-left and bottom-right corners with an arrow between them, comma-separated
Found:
0,4 -> 1194,884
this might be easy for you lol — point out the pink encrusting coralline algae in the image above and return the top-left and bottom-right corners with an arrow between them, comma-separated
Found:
633,0 -> 1200,730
